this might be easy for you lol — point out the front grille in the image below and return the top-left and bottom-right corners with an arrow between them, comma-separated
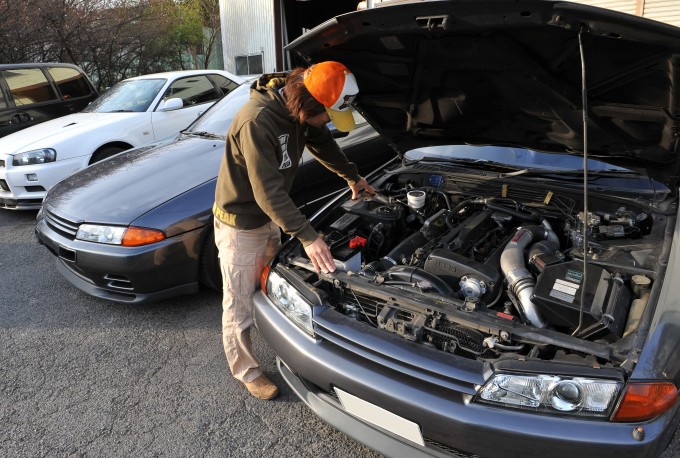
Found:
0,159 -> 5,167
343,291 -> 386,319
344,291 -> 487,359
424,323 -> 486,358
43,210 -> 80,239
0,179 -> 8,191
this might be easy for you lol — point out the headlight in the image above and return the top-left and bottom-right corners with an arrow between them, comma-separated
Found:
266,269 -> 314,336
76,224 -> 165,246
12,148 -> 57,166
476,373 -> 622,418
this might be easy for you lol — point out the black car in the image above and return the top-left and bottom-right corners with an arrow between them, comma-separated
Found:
0,63 -> 98,138
35,81 -> 391,303
252,1 -> 680,457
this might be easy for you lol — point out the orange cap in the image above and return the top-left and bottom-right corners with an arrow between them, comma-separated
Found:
303,61 -> 359,132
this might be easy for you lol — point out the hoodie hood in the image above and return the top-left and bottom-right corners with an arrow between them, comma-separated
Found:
287,0 -> 680,187
251,73 -> 294,120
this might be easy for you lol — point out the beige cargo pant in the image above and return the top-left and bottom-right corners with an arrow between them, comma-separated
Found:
213,218 -> 281,383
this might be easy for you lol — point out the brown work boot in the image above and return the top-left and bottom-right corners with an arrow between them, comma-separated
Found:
243,374 -> 279,400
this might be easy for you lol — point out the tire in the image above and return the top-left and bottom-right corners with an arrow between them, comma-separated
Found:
199,228 -> 222,291
89,145 -> 125,165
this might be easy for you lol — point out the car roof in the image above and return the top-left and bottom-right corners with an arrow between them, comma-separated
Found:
0,62 -> 86,70
124,69 -> 243,82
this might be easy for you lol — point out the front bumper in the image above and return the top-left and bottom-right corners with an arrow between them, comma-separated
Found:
35,213 -> 205,303
253,290 -> 677,458
0,156 -> 89,209
276,356 -> 454,458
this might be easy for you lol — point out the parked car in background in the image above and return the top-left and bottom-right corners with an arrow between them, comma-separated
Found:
0,69 -> 243,209
0,63 -> 98,138
252,1 -> 680,458
34,80 -> 392,304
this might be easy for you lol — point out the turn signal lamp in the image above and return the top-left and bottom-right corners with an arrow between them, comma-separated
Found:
121,227 -> 166,246
612,382 -> 678,422
260,264 -> 271,293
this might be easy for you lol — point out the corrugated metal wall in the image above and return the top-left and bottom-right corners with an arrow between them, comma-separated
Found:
564,0 -> 638,15
219,0 -> 277,75
567,0 -> 680,27
643,0 -> 680,27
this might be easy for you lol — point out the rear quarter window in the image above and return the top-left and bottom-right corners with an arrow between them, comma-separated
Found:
2,68 -> 58,105
0,86 -> 7,109
48,66 -> 93,99
208,74 -> 240,96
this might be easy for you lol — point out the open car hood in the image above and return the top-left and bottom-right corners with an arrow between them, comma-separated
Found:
287,0 -> 680,187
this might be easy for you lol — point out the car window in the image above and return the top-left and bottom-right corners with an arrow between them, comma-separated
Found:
187,82 -> 251,135
2,68 -> 58,106
47,66 -> 93,99
0,86 -> 6,109
207,74 -> 240,96
84,78 -> 166,113
161,75 -> 220,107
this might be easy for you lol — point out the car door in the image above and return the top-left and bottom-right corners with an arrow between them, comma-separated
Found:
0,76 -> 12,138
150,74 -> 224,140
0,67 -> 61,137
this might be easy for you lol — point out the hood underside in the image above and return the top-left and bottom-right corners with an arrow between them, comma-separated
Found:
287,0 -> 680,186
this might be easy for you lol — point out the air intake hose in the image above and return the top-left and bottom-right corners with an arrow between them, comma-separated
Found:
500,223 -> 558,328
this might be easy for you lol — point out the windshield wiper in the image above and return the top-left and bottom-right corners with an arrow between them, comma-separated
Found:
507,168 -> 643,179
404,156 -> 525,173
404,156 -> 645,180
181,130 -> 224,140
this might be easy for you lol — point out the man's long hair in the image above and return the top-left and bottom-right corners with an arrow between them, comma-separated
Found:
284,67 -> 325,125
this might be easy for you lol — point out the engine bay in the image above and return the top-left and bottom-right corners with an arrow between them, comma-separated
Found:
280,165 -> 672,367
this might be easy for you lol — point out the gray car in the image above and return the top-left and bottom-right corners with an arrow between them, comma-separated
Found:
252,1 -> 680,457
34,81 -> 391,303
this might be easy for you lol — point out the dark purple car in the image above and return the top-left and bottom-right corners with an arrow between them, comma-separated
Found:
253,1 -> 680,457
35,81 -> 391,303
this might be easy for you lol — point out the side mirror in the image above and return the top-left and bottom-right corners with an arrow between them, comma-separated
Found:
160,97 -> 183,111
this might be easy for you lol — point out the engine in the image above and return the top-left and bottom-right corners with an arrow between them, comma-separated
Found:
307,175 -> 660,364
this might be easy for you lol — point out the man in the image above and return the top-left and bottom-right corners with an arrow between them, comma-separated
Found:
212,61 -> 374,400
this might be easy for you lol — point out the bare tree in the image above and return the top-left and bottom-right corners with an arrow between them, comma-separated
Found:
198,0 -> 222,69
0,0 -> 219,90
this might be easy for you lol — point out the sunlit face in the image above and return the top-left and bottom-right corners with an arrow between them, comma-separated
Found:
305,111 -> 331,128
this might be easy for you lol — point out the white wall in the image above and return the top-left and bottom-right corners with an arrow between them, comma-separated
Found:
219,0 -> 278,75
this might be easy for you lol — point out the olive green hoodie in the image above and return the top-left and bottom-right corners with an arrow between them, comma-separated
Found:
213,73 -> 360,246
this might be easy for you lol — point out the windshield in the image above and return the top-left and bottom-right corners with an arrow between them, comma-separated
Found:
84,78 -> 166,113
405,145 -> 668,193
404,145 -> 629,171
186,82 -> 251,136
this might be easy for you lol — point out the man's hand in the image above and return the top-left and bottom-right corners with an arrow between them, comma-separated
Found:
350,177 -> 375,200
304,237 -> 336,273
